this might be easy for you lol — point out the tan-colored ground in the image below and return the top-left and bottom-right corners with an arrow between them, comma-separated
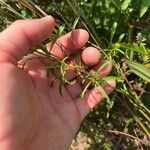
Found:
70,132 -> 91,150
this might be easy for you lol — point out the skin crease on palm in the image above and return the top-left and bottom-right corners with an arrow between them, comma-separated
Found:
0,16 -> 116,150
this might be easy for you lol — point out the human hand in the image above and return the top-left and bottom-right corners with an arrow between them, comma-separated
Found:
0,16 -> 115,150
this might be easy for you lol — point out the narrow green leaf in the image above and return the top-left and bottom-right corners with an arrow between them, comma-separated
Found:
118,33 -> 125,42
126,60 -> 150,83
110,22 -> 117,44
140,0 -> 150,17
121,0 -> 131,10
97,60 -> 112,73
80,81 -> 92,98
96,85 -> 112,109
121,43 -> 150,55
59,25 -> 65,35
102,76 -> 123,82
72,16 -> 80,29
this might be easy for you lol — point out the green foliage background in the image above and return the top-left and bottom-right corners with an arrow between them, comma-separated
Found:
0,0 -> 150,149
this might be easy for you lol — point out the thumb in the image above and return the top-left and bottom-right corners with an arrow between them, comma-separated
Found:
0,16 -> 55,64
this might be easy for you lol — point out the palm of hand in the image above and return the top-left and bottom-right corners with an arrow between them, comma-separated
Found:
0,61 -> 81,150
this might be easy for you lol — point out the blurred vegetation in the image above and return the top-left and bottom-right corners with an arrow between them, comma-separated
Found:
0,0 -> 150,149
